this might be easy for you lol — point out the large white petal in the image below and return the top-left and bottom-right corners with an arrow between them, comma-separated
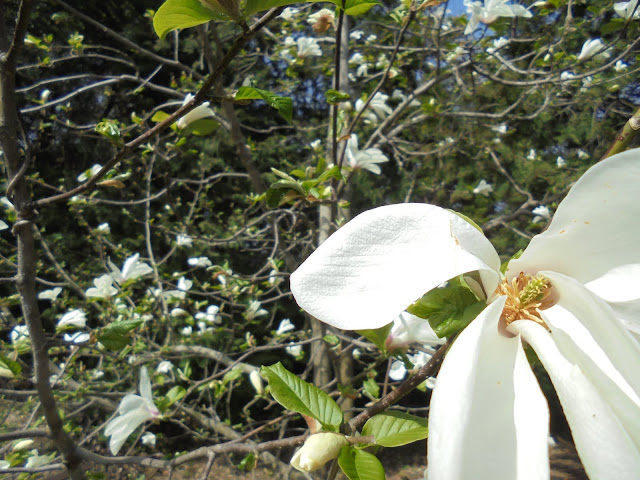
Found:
586,264 -> 640,303
510,320 -> 640,479
508,148 -> 640,283
542,272 -> 640,396
105,408 -> 149,455
290,204 -> 501,330
427,298 -> 549,480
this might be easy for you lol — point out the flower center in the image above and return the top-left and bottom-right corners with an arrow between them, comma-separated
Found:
495,273 -> 554,329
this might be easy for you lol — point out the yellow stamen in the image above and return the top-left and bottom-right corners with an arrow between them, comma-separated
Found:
495,273 -> 554,329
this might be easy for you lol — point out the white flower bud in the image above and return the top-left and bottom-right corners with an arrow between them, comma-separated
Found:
249,370 -> 264,395
290,433 -> 349,472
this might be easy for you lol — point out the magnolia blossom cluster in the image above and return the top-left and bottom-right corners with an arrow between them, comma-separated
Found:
464,0 -> 532,35
291,149 -> 640,479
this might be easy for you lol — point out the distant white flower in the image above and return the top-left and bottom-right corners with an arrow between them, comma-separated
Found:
181,326 -> 193,336
350,30 -> 364,40
556,155 -> 566,168
307,8 -> 335,25
0,460 -> 9,470
178,277 -> 192,291
0,220 -> 8,230
170,308 -> 189,317
391,89 -> 421,107
40,89 -> 51,103
473,179 -> 493,196
355,93 -> 392,124
63,332 -> 90,343
356,64 -> 368,77
532,205 -> 551,223
345,134 -> 389,175
109,254 -> 153,284
577,38 -> 610,61
105,367 -> 160,455
96,222 -> 110,234
279,7 -> 299,21
197,321 -> 214,335
176,234 -> 193,248
141,432 -> 156,446
487,37 -> 508,54
283,36 -> 296,47
57,309 -> 87,329
560,71 -> 577,81
268,269 -> 282,286
77,164 -> 102,182
527,149 -> 537,161
286,342 -> 303,357
277,318 -> 295,335
156,361 -> 173,374
615,60 -> 629,72
389,360 -> 407,380
296,37 -> 322,58
310,139 -> 322,150
246,301 -> 268,320
93,370 -> 105,379
38,287 -> 62,301
24,449 -> 54,469
177,94 -> 216,130
86,274 -> 118,299
10,325 -> 29,344
349,53 -> 365,64
491,123 -> 508,134
385,312 -> 445,351
249,370 -> 264,394
187,256 -> 212,268
409,351 -> 433,369
614,0 -> 640,19
577,149 -> 589,160
464,0 -> 532,35
195,305 -> 221,324
12,439 -> 34,452
366,34 -> 377,43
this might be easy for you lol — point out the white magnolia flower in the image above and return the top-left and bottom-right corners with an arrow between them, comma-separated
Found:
464,0 -> 532,35
473,179 -> 493,196
276,318 -> 295,335
278,7 -> 299,21
290,148 -> 640,480
556,155 -> 566,168
355,93 -> 392,124
249,370 -> 264,394
10,325 -> 29,344
38,287 -> 62,301
0,460 -> 9,470
109,254 -> 153,284
349,52 -> 365,64
86,274 -> 118,299
164,277 -> 193,301
345,134 -> 389,175
577,38 -> 610,61
614,0 -> 640,19
77,164 -> 102,182
170,308 -> 189,317
560,71 -> 577,81
291,433 -> 349,472
615,60 -> 629,72
93,370 -> 105,379
197,321 -> 213,335
283,36 -> 296,47
177,94 -> 216,130
307,8 -> 335,25
268,269 -> 281,286
310,138 -> 322,150
40,89 -> 51,103
385,312 -> 444,351
285,342 -> 303,357
24,450 -> 54,469
576,149 -> 589,160
532,205 -> 551,224
141,432 -> 156,446
57,309 -> 87,329
187,256 -> 212,268
181,326 -> 193,336
246,301 -> 268,320
63,332 -> 90,343
526,148 -> 537,161
487,36 -> 508,54
356,63 -> 368,77
0,219 -> 7,230
105,367 -> 160,455
350,30 -> 364,40
195,305 -> 221,324
97,222 -> 110,234
296,37 -> 322,58
156,361 -> 173,374
12,439 -> 34,452
366,34 -> 377,43
389,360 -> 408,380
491,123 -> 508,134
176,234 -> 193,248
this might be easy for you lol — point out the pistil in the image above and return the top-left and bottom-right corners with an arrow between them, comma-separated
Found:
496,273 -> 554,329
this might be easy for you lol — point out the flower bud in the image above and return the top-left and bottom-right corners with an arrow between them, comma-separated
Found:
249,370 -> 264,395
290,433 -> 349,472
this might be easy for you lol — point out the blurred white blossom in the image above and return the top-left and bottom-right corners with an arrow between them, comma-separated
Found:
278,7 -> 299,20
195,305 -> 222,324
473,179 -> 493,196
246,301 -> 268,320
277,318 -> 295,335
286,343 -> 303,357
141,432 -> 156,446
63,332 -> 90,343
176,234 -> 193,248
249,370 -> 264,394
24,450 -> 54,469
176,94 -> 216,130
97,222 -> 110,234
532,205 -> 551,224
556,156 -> 566,168
9,325 -> 29,344
86,274 -> 118,299
577,38 -> 610,61
614,0 -> 640,19
77,164 -> 102,182
38,287 -> 62,301
345,134 -> 389,175
296,37 -> 322,58
187,256 -> 212,268
57,309 -> 87,329
464,0 -> 532,35
109,254 -> 153,284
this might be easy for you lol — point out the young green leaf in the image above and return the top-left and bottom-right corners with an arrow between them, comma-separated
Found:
325,89 -> 351,105
235,87 -> 293,123
261,362 -> 343,430
153,0 -> 224,39
97,318 -> 143,351
338,446 -> 386,480
362,411 -> 428,447
357,321 -> 393,353
244,0 -> 315,16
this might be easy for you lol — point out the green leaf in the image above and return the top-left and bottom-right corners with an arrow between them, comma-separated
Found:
235,87 -> 293,123
362,411 -> 428,447
95,120 -> 124,147
330,0 -> 381,15
261,362 -> 343,430
223,365 -> 243,384
0,354 -> 22,378
338,446 -> 386,480
245,0 -> 315,16
363,377 -> 379,399
600,18 -> 625,35
237,453 -> 257,471
164,385 -> 186,406
357,322 -> 393,353
97,318 -> 143,351
151,111 -> 170,123
325,89 -> 351,105
153,0 -> 224,39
